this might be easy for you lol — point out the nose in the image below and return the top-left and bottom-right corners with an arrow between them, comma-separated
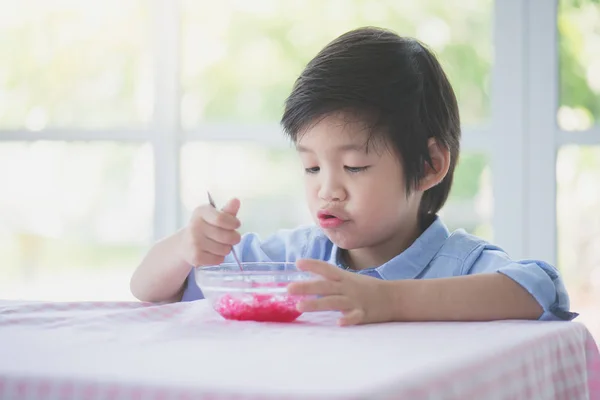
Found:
318,171 -> 347,202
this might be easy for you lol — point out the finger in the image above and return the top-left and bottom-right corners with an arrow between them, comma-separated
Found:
287,280 -> 342,297
190,250 -> 225,267
199,235 -> 234,257
202,223 -> 241,246
200,206 -> 241,230
338,309 -> 364,326
221,198 -> 241,216
296,259 -> 344,281
297,295 -> 353,313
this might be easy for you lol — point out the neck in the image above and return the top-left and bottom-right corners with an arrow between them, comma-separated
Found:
342,214 -> 430,271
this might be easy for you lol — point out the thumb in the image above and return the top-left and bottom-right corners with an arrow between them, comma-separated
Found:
221,197 -> 241,216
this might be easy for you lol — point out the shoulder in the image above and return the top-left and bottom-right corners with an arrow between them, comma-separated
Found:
438,228 -> 559,276
437,228 -> 499,258
435,228 -> 504,273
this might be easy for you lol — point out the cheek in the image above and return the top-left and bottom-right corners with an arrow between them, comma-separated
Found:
303,178 -> 318,203
366,172 -> 403,194
360,177 -> 407,211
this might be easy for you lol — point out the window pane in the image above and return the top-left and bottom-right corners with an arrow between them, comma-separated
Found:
181,0 -> 492,128
442,152 -> 493,240
0,142 -> 154,301
558,0 -> 600,131
181,141 -> 309,239
557,145 -> 600,338
0,1 -> 152,130
181,142 -> 492,241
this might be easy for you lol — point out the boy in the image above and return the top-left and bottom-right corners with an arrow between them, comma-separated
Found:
130,27 -> 575,326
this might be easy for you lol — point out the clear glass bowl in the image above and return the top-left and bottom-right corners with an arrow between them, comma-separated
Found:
194,262 -> 314,322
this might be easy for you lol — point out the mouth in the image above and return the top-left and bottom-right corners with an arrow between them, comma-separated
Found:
320,214 -> 336,220
317,210 -> 343,220
317,210 -> 346,228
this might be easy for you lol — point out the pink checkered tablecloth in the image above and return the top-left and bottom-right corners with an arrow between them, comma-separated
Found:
1,299 -> 599,400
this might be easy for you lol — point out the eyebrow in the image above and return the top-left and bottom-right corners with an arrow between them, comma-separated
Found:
296,143 -> 368,153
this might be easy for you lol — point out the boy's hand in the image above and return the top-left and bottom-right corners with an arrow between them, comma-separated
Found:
287,259 -> 393,326
180,198 -> 242,267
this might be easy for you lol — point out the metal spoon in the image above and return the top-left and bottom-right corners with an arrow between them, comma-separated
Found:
207,191 -> 243,271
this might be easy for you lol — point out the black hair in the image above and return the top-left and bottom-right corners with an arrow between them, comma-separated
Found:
281,26 -> 460,218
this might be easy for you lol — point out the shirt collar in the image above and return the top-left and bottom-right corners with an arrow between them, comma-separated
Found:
330,215 -> 450,279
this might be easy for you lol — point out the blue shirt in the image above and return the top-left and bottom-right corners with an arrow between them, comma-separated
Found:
181,216 -> 577,321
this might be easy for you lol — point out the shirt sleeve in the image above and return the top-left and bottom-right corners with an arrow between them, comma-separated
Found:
180,225 -> 318,302
465,248 -> 578,321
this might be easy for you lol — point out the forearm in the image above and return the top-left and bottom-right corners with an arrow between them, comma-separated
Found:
130,229 -> 192,303
387,273 -> 543,322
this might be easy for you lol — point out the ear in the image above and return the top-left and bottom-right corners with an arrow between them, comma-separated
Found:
418,138 -> 451,192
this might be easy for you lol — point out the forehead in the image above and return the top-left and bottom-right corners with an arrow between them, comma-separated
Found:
295,112 -> 383,153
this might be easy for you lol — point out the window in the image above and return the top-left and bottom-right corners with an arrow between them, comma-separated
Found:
557,146 -> 600,295
181,0 -> 492,127
557,145 -> 600,335
443,153 -> 492,239
556,0 -> 600,337
0,142 -> 153,301
558,0 -> 600,131
0,1 -> 152,130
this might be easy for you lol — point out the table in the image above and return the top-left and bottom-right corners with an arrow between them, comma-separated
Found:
1,299 -> 599,399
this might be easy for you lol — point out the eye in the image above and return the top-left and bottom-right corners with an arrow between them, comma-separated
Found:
345,166 -> 370,173
304,166 -> 320,174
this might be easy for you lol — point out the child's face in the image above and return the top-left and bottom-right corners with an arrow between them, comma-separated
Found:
296,113 -> 423,252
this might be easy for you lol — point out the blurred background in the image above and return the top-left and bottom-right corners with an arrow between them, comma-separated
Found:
0,0 -> 598,337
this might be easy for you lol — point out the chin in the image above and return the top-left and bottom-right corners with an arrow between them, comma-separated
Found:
321,230 -> 366,250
